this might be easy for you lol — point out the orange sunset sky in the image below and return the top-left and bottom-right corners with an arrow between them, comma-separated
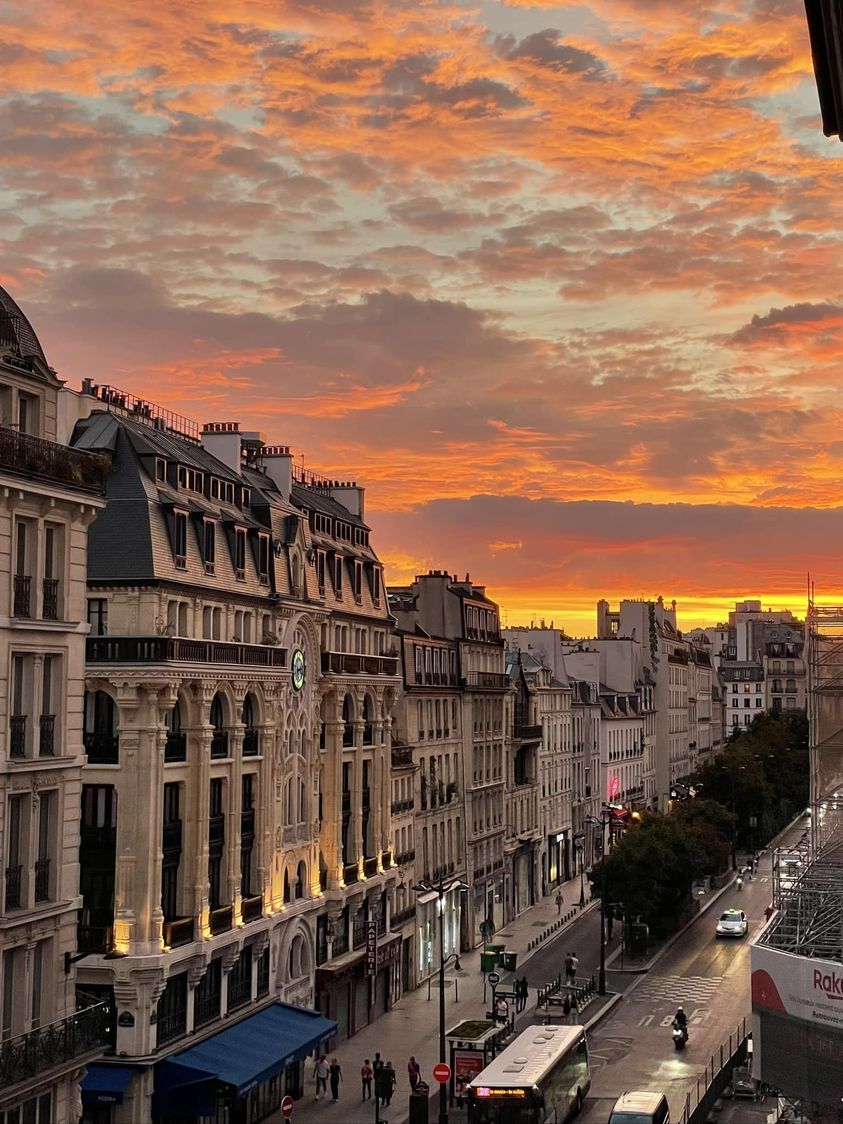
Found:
3,0 -> 843,634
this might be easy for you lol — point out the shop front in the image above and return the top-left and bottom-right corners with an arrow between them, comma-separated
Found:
81,1065 -> 141,1124
547,831 -> 566,889
415,888 -> 462,983
315,933 -> 401,1043
150,1001 -> 336,1124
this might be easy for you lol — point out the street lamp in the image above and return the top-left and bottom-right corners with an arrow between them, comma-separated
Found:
585,807 -> 613,995
414,875 -> 469,1124
573,833 -> 586,907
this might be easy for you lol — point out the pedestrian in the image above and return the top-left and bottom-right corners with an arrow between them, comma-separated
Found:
495,996 -> 509,1026
764,903 -> 774,922
373,1052 -> 384,1102
383,1061 -> 396,1106
455,1074 -> 467,1108
564,952 -> 574,984
562,994 -> 571,1018
408,1055 -> 421,1092
329,1057 -> 342,1103
555,889 -> 564,916
520,976 -> 529,1012
314,1054 -> 329,1101
569,997 -> 579,1025
361,1059 -> 373,1101
570,952 -> 579,982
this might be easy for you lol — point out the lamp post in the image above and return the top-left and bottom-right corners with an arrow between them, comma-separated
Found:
414,875 -> 469,1124
573,833 -> 586,907
585,807 -> 613,995
720,763 -> 746,870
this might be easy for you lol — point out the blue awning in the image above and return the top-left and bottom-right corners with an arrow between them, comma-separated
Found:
81,1064 -> 139,1105
162,1002 -> 337,1097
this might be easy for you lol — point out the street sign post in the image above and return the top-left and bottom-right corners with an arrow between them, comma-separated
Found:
488,972 -> 500,986
280,1095 -> 294,1119
433,1062 -> 451,1084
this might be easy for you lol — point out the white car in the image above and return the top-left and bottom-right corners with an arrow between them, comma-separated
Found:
716,909 -> 748,938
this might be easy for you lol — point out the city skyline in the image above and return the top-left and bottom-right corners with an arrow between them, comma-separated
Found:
2,0 -> 841,629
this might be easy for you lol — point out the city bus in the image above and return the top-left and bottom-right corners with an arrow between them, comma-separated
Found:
466,1023 -> 590,1124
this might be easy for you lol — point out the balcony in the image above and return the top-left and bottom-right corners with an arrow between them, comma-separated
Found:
84,732 -> 119,765
86,636 -> 288,669
209,905 -> 233,935
242,728 -> 260,756
343,862 -> 359,885
38,714 -> 55,757
321,652 -> 399,677
381,849 -> 392,870
9,715 -> 26,758
241,895 -> 262,923
164,731 -> 186,763
12,574 -> 31,618
227,969 -> 251,1011
391,744 -> 413,768
34,859 -> 50,903
210,730 -> 229,759
0,1000 -> 109,1091
391,798 -> 414,815
363,856 -> 378,879
162,917 -> 194,948
0,426 -> 108,496
462,671 -> 510,690
391,905 -> 416,927
42,578 -> 59,620
4,865 -> 22,910
77,924 -> 114,955
513,723 -> 542,742
394,849 -> 415,866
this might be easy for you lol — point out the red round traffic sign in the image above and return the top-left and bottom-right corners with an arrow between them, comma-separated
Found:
280,1094 -> 294,1119
433,1063 -> 451,1084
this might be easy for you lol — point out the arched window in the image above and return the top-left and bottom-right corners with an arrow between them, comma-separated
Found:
295,860 -> 306,899
298,778 -> 307,824
289,934 -> 303,978
242,693 -> 259,756
342,694 -> 354,747
210,694 -> 228,758
284,779 -> 293,826
283,869 -> 291,903
362,696 -> 374,746
83,691 -> 118,764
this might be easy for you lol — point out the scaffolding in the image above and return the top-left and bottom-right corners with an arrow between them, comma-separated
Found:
806,598 -> 843,804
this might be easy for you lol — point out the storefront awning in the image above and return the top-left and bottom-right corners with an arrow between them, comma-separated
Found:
161,1002 -> 337,1098
81,1063 -> 139,1105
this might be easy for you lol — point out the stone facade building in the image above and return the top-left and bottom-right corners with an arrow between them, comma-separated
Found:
59,384 -> 399,1123
0,290 -> 108,1124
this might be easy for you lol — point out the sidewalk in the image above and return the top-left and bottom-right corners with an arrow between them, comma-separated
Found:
266,889 -> 598,1124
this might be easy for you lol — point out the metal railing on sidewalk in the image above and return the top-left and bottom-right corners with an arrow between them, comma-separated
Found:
678,1017 -> 750,1124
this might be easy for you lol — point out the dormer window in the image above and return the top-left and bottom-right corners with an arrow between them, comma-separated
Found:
177,466 -> 203,493
234,528 -> 247,581
257,534 -> 270,583
370,565 -> 382,607
173,510 -> 188,569
352,560 -> 363,604
333,555 -> 343,597
203,520 -> 216,575
240,487 -> 250,507
155,458 -> 167,482
316,550 -> 326,596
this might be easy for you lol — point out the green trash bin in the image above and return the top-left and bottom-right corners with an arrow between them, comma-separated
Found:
480,951 -> 498,973
486,943 -> 506,964
501,951 -> 517,972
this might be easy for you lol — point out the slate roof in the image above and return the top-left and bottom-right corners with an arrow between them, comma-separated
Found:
0,286 -> 48,364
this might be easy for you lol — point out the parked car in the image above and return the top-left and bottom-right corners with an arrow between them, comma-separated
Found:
716,909 -> 748,938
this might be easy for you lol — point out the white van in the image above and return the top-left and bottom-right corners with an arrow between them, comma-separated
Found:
608,1092 -> 670,1124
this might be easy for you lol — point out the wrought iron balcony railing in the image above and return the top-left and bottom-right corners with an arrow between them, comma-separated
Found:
0,1001 -> 109,1090
0,426 -> 108,496
42,578 -> 59,620
84,732 -> 119,765
12,574 -> 31,618
242,728 -> 260,756
164,731 -> 186,762
4,865 -> 22,911
321,651 -> 399,677
87,636 -> 287,668
34,859 -> 50,903
39,714 -> 55,757
9,715 -> 26,758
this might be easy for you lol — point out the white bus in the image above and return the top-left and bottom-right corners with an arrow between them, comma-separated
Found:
466,1023 -> 590,1124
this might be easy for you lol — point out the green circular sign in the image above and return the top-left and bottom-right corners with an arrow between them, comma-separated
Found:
291,648 -> 306,691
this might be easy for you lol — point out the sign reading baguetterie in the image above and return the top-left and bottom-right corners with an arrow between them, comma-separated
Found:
752,944 -> 843,1031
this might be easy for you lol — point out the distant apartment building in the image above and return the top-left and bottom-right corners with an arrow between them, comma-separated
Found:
391,627 -> 465,983
697,601 -> 806,733
390,572 -> 509,946
0,288 -> 109,1124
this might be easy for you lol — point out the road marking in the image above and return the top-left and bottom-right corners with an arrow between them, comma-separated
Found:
632,975 -> 723,1004
637,1014 -> 655,1027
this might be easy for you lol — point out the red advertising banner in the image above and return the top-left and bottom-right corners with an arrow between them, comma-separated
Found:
453,1050 -> 484,1099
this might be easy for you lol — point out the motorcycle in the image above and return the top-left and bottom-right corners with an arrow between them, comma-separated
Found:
672,1021 -> 688,1051
736,876 -> 743,892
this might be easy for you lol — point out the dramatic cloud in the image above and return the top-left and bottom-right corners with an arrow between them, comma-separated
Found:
2,0 -> 840,629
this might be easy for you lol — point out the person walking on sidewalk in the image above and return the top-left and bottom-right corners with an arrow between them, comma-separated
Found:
329,1058 -> 342,1103
373,1053 -> 384,1104
407,1055 -> 421,1092
361,1059 -> 373,1101
382,1061 -> 396,1106
569,952 -> 579,983
314,1055 -> 329,1101
518,977 -> 529,1012
555,890 -> 564,916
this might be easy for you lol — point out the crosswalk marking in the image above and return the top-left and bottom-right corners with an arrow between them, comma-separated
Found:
633,975 -> 723,1004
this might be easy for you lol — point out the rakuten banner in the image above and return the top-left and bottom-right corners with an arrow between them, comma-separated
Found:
752,944 -> 843,1031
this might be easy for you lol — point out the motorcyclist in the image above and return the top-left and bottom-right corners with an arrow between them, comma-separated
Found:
673,1007 -> 688,1042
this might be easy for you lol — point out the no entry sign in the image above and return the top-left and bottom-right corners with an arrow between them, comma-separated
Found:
280,1094 -> 294,1118
433,1063 -> 451,1084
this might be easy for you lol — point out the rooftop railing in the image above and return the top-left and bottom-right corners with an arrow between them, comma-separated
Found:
0,426 -> 107,495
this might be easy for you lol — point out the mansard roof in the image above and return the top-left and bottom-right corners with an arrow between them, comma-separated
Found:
0,286 -> 48,365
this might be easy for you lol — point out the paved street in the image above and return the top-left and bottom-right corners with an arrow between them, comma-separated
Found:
581,813 -> 809,1123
